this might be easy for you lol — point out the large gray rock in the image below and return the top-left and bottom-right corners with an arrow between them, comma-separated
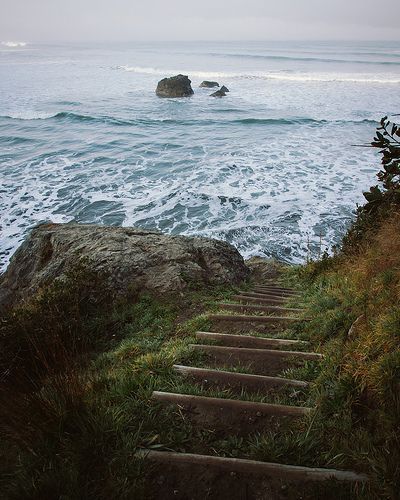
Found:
156,74 -> 194,98
0,223 -> 249,307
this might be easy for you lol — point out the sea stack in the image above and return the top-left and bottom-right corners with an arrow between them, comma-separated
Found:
156,74 -> 194,98
200,81 -> 219,88
210,89 -> 227,98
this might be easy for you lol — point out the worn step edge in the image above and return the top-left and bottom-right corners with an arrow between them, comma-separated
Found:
190,344 -> 322,360
196,331 -> 309,348
256,284 -> 298,291
218,303 -> 306,314
208,314 -> 309,323
173,365 -> 309,389
233,295 -> 302,307
252,290 -> 302,299
249,290 -> 301,300
138,450 -> 368,483
253,287 -> 301,295
238,292 -> 290,302
259,282 -> 295,289
152,391 -> 312,417
244,290 -> 294,299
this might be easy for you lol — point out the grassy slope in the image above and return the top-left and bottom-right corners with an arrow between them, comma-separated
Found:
1,214 -> 399,499
283,210 -> 400,499
0,281 -> 246,499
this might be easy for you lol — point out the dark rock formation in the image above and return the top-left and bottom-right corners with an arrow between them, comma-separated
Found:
210,89 -> 227,98
220,85 -> 230,92
200,81 -> 219,88
156,74 -> 194,98
0,223 -> 249,307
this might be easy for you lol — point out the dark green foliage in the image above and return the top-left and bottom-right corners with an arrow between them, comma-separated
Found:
0,261 -> 116,389
0,265 -> 241,499
343,116 -> 400,254
369,116 -> 400,194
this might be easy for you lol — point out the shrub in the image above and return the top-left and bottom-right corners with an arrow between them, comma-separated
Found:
342,116 -> 400,254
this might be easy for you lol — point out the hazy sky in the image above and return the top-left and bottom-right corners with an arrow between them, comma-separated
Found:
1,0 -> 400,42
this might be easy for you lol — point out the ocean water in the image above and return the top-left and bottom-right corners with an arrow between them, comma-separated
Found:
1,40 -> 400,270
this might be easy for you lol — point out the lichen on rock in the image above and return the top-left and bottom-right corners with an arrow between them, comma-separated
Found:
0,223 -> 249,307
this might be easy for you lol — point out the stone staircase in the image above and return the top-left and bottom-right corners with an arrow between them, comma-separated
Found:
140,282 -> 368,499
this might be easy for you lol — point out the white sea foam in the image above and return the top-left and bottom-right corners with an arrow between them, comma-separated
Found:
118,65 -> 400,84
2,41 -> 27,47
1,111 -> 57,120
1,41 -> 398,271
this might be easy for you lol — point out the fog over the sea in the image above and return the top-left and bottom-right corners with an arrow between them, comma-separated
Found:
1,0 -> 399,42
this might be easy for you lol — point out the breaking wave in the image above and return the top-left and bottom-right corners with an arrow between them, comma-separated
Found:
0,111 -> 377,127
117,65 -> 400,84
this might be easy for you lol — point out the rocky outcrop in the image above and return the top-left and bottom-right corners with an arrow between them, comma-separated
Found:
220,85 -> 230,93
200,81 -> 219,88
210,89 -> 227,98
0,223 -> 249,307
156,75 -> 194,98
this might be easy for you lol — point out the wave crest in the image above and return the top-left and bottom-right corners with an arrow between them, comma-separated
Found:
0,111 -> 378,128
117,65 -> 400,84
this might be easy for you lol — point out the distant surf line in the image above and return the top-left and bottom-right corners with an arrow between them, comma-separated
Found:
118,66 -> 400,84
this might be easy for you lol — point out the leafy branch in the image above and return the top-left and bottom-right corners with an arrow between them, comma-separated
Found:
363,116 -> 400,210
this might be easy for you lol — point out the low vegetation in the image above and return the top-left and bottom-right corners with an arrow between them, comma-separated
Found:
0,265 -> 244,499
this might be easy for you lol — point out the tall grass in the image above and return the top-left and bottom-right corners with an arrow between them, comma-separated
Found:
0,262 -> 239,499
285,210 -> 400,498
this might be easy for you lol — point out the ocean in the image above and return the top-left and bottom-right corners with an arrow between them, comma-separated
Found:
1,40 -> 400,270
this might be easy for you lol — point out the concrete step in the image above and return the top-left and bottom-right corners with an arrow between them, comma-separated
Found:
152,391 -> 311,433
218,302 -> 306,315
195,331 -> 308,349
173,364 -> 309,393
140,450 -> 368,484
189,344 -> 322,376
208,314 -> 307,324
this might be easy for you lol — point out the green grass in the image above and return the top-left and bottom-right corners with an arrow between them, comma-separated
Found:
2,229 -> 399,499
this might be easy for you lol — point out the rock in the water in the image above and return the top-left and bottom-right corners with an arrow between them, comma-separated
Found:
156,74 -> 194,98
210,89 -> 226,98
0,223 -> 249,307
199,81 -> 219,88
220,85 -> 230,92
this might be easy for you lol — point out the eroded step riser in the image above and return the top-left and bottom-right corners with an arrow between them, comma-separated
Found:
196,331 -> 308,350
152,391 -> 310,434
190,344 -> 321,376
173,365 -> 309,394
